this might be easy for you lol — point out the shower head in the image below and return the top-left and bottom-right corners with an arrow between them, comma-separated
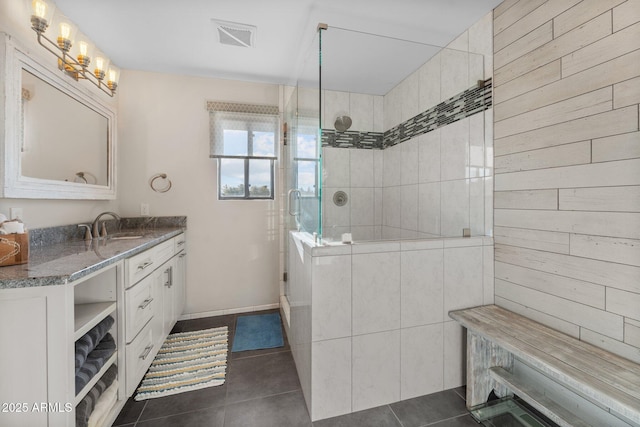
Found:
334,115 -> 352,132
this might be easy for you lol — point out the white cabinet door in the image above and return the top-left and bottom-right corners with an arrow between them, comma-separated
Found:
151,266 -> 166,352
0,286 -> 73,427
174,251 -> 187,321
162,262 -> 175,336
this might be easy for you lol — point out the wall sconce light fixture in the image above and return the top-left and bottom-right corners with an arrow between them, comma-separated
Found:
29,0 -> 120,97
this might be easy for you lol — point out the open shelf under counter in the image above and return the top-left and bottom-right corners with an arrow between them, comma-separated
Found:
74,301 -> 117,341
75,351 -> 118,406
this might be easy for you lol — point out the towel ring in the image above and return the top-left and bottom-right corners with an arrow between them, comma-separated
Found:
150,173 -> 172,193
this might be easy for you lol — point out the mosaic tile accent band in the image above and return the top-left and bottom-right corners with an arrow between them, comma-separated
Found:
321,78 -> 492,150
320,129 -> 384,150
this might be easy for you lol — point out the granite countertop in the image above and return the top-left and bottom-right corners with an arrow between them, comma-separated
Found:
0,217 -> 186,289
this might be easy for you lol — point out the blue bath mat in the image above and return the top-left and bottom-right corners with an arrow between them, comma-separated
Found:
231,313 -> 284,352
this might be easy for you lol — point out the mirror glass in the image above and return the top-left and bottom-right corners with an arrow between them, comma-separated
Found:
20,69 -> 109,185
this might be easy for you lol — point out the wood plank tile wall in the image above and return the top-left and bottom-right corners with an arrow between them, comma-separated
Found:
492,0 -> 640,362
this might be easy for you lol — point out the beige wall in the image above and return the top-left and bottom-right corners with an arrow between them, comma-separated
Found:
492,0 -> 640,362
117,70 -> 282,317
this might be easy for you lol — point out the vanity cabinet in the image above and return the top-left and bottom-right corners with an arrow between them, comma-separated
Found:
0,229 -> 186,427
123,233 -> 186,397
0,262 -> 122,427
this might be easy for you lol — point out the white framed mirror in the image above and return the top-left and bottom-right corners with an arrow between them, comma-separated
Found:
0,33 -> 116,199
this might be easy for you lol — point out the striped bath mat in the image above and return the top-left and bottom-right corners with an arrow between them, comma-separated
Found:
134,327 -> 228,401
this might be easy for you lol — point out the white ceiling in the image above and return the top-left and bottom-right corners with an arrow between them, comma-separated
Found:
53,0 -> 501,94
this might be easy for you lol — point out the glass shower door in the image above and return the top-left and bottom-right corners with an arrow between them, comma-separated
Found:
287,28 -> 322,239
283,27 -> 322,309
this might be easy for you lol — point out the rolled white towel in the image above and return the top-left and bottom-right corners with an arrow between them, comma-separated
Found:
1,220 -> 24,234
87,380 -> 118,427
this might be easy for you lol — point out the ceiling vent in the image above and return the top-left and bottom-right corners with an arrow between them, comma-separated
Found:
213,20 -> 256,48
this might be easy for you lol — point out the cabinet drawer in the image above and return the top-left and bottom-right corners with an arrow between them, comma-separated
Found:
126,239 -> 174,287
125,320 -> 155,397
174,233 -> 186,253
125,273 -> 154,343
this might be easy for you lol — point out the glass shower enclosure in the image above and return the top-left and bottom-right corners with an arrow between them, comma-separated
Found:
283,22 -> 490,303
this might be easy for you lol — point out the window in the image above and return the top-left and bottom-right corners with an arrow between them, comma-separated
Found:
294,128 -> 319,197
208,103 -> 279,200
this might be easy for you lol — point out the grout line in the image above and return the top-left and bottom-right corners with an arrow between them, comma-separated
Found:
224,388 -> 303,408
388,403 -> 406,427
423,413 -> 472,426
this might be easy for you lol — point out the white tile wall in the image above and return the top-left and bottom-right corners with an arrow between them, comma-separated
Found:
383,144 -> 402,188
349,150 -> 374,188
383,187 -> 401,229
440,179 -> 469,236
323,90 -> 350,130
350,188 -> 375,227
418,182 -> 441,236
419,53 -> 441,112
322,148 -> 350,188
418,131 -> 441,184
440,119 -> 470,181
349,93 -> 374,132
400,184 -> 419,232
441,49 -> 471,101
352,330 -> 401,411
401,139 -> 420,185
321,24 -> 491,243
401,72 -> 421,122
311,338 -> 352,419
443,246 -> 484,318
443,320 -> 466,389
401,324 -> 444,399
401,249 -> 444,327
352,251 -> 401,335
311,255 -> 352,341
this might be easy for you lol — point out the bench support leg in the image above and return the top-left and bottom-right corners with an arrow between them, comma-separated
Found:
466,332 -> 514,408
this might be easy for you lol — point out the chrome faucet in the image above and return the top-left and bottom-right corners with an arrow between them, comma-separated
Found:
92,212 -> 121,239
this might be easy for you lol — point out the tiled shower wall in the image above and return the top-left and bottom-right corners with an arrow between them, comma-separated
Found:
322,91 -> 384,241
321,11 -> 494,242
492,0 -> 640,362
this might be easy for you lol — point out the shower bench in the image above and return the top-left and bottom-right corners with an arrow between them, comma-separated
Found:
449,304 -> 640,427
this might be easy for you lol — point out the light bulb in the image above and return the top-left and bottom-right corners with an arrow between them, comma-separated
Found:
30,0 -> 53,33
33,0 -> 46,18
79,41 -> 88,56
59,22 -> 71,39
95,57 -> 104,71
108,69 -> 116,82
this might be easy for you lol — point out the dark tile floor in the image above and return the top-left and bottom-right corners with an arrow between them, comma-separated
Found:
113,310 -> 477,427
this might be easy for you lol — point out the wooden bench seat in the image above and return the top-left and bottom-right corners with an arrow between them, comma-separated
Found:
449,305 -> 640,427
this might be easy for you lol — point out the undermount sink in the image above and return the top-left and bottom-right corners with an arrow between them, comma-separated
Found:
108,232 -> 144,240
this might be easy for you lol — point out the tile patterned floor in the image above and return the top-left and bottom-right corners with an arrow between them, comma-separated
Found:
113,310 -> 477,427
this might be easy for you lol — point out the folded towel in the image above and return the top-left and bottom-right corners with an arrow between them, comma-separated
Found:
87,379 -> 118,427
76,316 -> 115,373
75,334 -> 116,395
75,364 -> 117,427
